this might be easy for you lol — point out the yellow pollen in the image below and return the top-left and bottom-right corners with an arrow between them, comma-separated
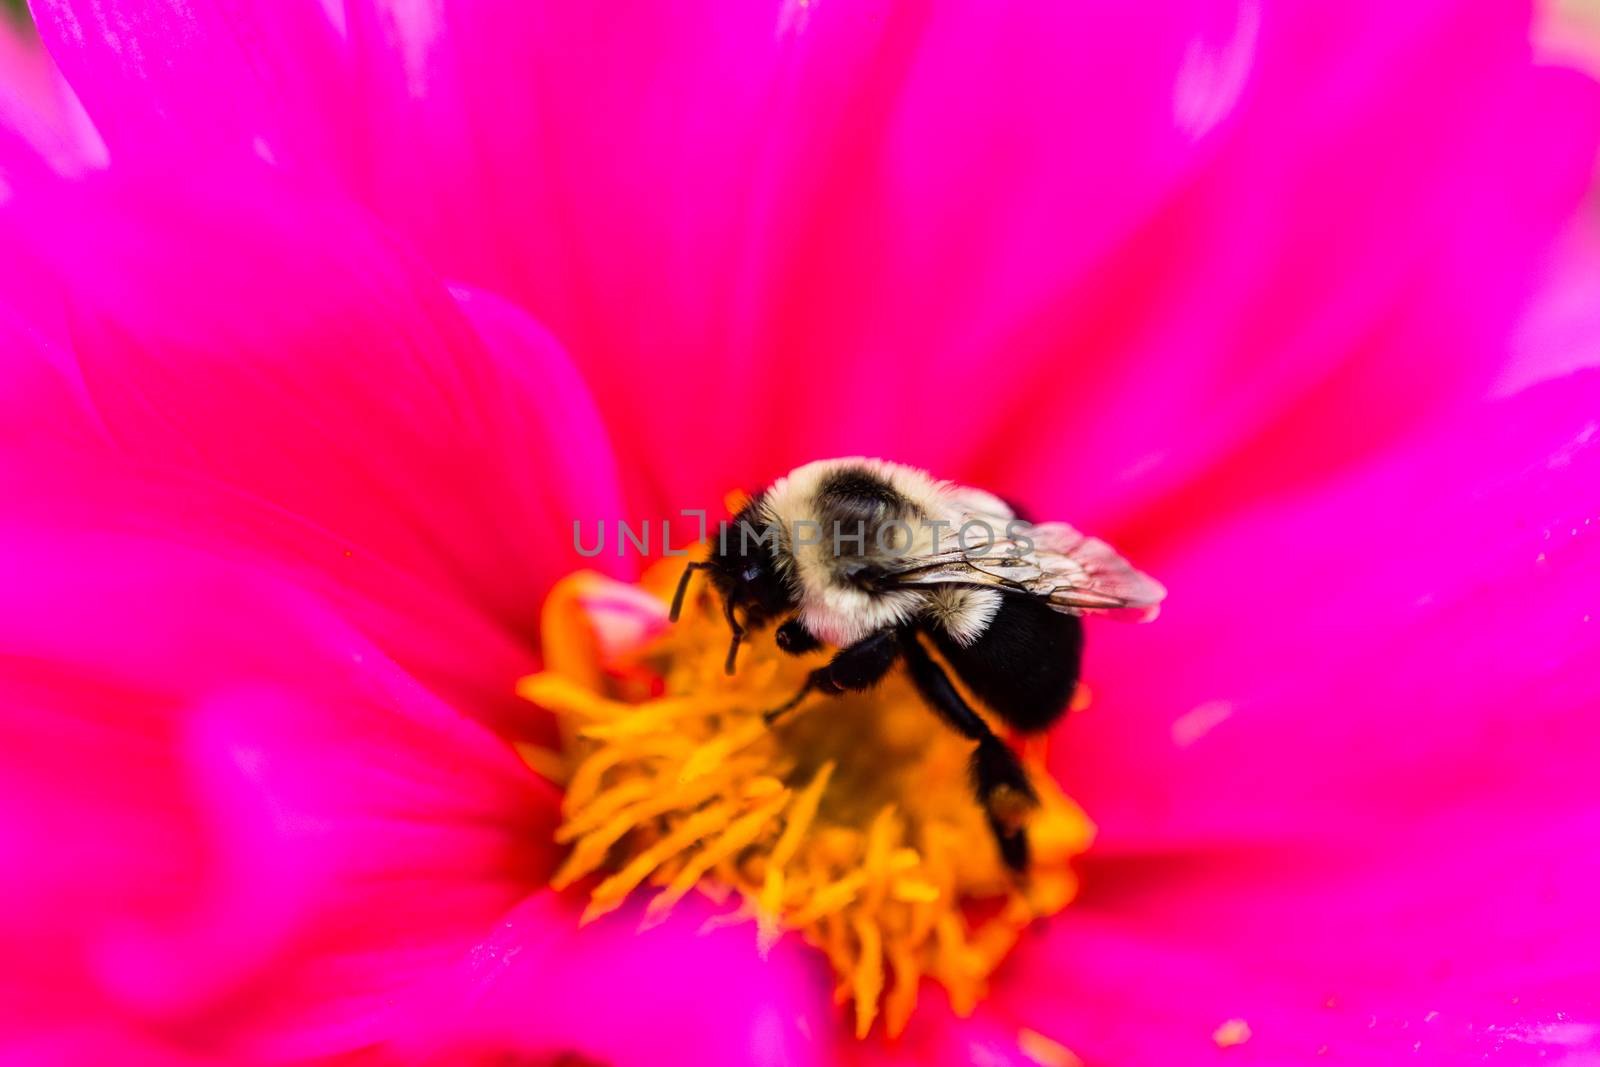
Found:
1213,1018 -> 1253,1048
520,562 -> 1096,1038
1018,1028 -> 1083,1067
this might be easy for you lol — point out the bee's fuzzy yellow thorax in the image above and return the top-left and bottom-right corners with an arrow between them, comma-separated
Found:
517,561 -> 1094,1038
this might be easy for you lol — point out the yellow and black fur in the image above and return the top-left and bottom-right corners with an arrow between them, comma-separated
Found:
671,457 -> 1162,870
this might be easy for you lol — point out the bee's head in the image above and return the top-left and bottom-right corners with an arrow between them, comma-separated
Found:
669,509 -> 794,674
706,518 -> 793,625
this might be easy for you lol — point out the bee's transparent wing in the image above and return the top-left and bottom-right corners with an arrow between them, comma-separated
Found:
878,519 -> 1165,622
1026,522 -> 1166,620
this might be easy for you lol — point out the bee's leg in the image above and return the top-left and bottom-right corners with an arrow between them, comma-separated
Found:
901,631 -> 1037,872
763,629 -> 900,724
774,618 -> 822,655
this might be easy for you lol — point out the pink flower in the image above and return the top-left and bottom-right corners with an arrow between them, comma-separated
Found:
2,1 -> 1599,1064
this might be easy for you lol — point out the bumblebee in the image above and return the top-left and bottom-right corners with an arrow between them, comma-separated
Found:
672,458 -> 1164,869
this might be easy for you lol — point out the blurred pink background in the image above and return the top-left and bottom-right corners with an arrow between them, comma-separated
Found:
2,2 -> 1600,1065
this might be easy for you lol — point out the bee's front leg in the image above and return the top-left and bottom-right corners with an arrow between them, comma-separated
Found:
763,628 -> 900,724
774,618 -> 821,655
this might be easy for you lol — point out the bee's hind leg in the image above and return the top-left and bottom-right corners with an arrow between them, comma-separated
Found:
762,677 -> 817,724
901,629 -> 1038,872
763,629 -> 900,725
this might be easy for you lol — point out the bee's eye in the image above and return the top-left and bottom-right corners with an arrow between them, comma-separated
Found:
740,565 -> 762,583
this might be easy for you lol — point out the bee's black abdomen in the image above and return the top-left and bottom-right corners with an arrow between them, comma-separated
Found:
930,592 -> 1083,733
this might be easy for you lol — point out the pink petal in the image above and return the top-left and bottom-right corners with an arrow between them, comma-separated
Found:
384,892 -> 832,1067
5,162 -> 624,669
0,17 -> 101,182
1001,831 -> 1600,1064
1499,201 -> 1600,395
29,2 -> 1597,528
993,15 -> 1600,541
448,282 -> 631,585
1055,368 -> 1600,849
1,447 -> 557,742
0,1028 -> 221,1066
0,302 -> 100,453
837,999 -> 1046,1067
337,0 -> 1247,516
0,516 -> 555,1060
29,0 -> 351,177
349,1 -> 1596,530
1006,369 -> 1600,1062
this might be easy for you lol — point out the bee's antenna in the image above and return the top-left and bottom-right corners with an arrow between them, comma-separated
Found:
669,562 -> 706,622
723,599 -> 745,675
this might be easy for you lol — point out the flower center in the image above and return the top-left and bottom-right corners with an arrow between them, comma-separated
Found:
518,561 -> 1094,1038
